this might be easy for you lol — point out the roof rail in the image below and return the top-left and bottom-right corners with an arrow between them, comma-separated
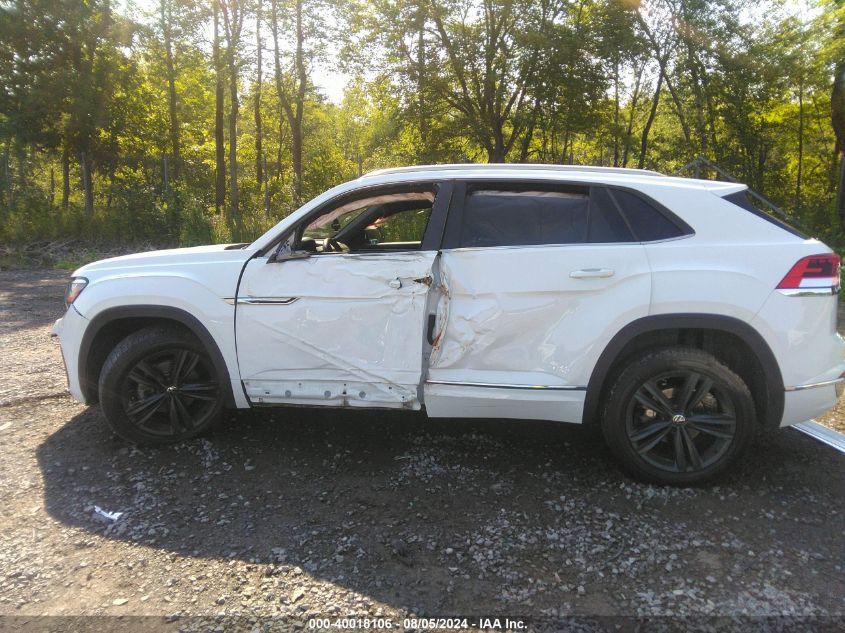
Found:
363,163 -> 665,178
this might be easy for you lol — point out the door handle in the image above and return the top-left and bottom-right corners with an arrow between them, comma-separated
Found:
570,268 -> 615,279
388,278 -> 402,289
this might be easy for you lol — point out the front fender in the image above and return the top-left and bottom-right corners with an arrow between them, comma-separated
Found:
74,269 -> 248,408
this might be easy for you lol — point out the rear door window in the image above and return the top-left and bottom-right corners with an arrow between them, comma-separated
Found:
460,189 -> 590,248
453,183 -> 690,248
456,185 -> 648,247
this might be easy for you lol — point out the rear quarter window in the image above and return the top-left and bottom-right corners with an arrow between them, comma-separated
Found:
606,188 -> 688,242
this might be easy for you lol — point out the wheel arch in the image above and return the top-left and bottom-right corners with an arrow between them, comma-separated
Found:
78,305 -> 236,407
584,314 -> 784,430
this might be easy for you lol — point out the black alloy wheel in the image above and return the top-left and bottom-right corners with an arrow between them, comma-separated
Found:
122,348 -> 219,437
601,347 -> 754,485
625,370 -> 737,473
99,326 -> 224,443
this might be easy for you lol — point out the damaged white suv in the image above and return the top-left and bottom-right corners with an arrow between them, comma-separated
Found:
53,164 -> 845,484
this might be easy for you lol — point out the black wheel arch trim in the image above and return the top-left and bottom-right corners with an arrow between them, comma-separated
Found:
78,305 -> 237,408
584,314 -> 784,429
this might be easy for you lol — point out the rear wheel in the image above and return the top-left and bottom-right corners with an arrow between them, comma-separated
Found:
600,347 -> 754,485
99,326 -> 223,444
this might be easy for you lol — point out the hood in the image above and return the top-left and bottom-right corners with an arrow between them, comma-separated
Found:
73,243 -> 254,276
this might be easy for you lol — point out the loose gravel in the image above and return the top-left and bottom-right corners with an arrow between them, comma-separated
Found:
0,270 -> 844,632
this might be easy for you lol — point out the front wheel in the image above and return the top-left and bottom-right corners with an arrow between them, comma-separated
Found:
99,326 -> 224,444
600,347 -> 755,485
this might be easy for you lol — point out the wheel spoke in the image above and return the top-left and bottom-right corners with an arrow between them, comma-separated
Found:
629,420 -> 671,444
168,397 -> 188,433
680,426 -> 703,469
635,425 -> 673,454
170,350 -> 187,384
686,376 -> 714,412
172,395 -> 196,430
675,372 -> 699,413
634,381 -> 675,416
687,413 -> 735,425
126,392 -> 164,417
128,360 -> 167,389
133,394 -> 167,427
172,350 -> 200,384
673,428 -> 687,471
689,422 -> 734,439
179,382 -> 218,401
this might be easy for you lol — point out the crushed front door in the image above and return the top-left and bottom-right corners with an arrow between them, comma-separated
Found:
235,252 -> 436,409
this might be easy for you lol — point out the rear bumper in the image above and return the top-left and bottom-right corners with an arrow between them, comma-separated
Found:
780,373 -> 844,428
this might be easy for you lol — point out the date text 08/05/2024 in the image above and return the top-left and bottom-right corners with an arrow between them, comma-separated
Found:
308,617 -> 527,630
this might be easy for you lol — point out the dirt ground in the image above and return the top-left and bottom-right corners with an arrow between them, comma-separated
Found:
1,269 -> 844,632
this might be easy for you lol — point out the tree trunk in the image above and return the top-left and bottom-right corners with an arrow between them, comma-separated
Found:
263,154 -> 270,214
518,101 -> 540,163
254,0 -> 263,186
80,151 -> 94,218
291,0 -> 305,206
416,8 -> 428,156
613,59 -> 620,167
161,0 -> 181,180
622,63 -> 644,168
61,148 -> 70,210
269,0 -> 288,198
2,146 -> 10,206
831,59 -> 845,227
796,74 -> 803,213
663,70 -> 692,146
638,66 -> 665,169
228,49 -> 239,223
837,153 -> 845,227
213,2 -> 226,215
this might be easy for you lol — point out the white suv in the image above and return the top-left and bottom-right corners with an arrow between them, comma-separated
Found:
53,164 -> 845,484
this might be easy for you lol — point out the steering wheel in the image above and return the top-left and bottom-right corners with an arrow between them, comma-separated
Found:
325,238 -> 349,253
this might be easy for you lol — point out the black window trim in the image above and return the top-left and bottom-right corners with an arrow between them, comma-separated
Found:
440,179 -> 694,250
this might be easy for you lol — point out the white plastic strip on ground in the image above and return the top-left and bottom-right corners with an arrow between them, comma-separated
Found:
792,420 -> 845,455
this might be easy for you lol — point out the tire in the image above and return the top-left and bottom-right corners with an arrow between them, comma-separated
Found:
98,326 -> 224,444
600,347 -> 755,486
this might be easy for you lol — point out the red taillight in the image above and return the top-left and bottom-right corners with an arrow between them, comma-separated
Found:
776,254 -> 841,289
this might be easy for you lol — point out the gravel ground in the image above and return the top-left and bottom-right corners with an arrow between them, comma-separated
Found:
1,269 -> 844,632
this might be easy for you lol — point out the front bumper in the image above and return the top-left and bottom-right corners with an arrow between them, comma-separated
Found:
51,307 -> 89,404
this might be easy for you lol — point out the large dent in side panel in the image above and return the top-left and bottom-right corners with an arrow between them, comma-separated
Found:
428,247 -> 651,387
238,253 -> 435,406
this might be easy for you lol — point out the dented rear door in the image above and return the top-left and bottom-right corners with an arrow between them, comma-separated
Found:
423,183 -> 652,423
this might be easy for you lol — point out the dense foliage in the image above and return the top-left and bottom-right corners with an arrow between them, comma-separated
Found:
1,0 -> 844,251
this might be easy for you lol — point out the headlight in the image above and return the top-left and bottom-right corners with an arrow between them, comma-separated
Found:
65,277 -> 88,308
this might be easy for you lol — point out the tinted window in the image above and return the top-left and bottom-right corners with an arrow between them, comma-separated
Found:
609,189 -> 684,241
460,190 -> 589,247
589,187 -> 635,242
722,190 -> 807,239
